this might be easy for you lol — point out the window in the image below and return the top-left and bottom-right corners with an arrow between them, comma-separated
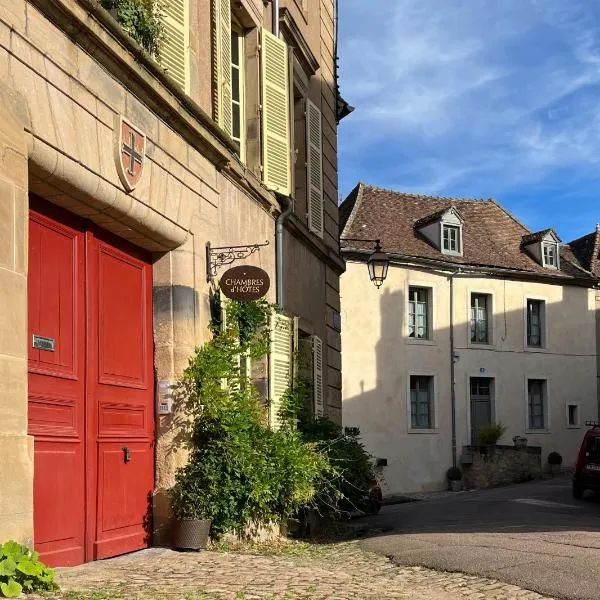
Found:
230,25 -> 245,161
410,375 -> 433,429
442,225 -> 461,254
542,242 -> 558,268
470,294 -> 490,344
567,404 -> 579,428
408,287 -> 430,339
528,379 -> 546,430
526,299 -> 544,347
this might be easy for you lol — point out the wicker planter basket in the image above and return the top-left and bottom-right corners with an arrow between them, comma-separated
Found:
172,518 -> 211,551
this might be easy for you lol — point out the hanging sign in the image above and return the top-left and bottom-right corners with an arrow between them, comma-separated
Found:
219,265 -> 270,301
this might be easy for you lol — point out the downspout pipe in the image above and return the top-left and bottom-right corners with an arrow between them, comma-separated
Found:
449,268 -> 461,468
272,0 -> 279,36
275,193 -> 294,307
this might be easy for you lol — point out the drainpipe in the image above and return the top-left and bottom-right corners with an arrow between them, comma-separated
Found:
272,0 -> 279,36
275,194 -> 294,307
449,269 -> 461,468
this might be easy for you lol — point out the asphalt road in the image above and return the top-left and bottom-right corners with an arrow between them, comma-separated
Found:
354,478 -> 600,600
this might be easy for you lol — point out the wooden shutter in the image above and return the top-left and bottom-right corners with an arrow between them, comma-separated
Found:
269,312 -> 292,429
261,28 -> 291,195
306,99 -> 324,237
160,0 -> 190,92
312,335 -> 324,418
215,0 -> 233,135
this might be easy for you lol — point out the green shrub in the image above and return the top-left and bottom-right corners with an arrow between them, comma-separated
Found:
169,301 -> 329,537
0,541 -> 57,598
477,422 -> 507,445
99,0 -> 164,58
446,466 -> 463,481
548,451 -> 563,465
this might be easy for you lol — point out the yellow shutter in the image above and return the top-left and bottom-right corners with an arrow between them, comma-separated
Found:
215,0 -> 233,135
261,28 -> 291,195
160,0 -> 190,93
312,335 -> 324,418
306,99 -> 324,238
269,312 -> 293,429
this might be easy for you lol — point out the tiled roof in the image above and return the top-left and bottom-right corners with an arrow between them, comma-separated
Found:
340,183 -> 594,281
414,206 -> 463,228
569,228 -> 600,277
521,229 -> 560,246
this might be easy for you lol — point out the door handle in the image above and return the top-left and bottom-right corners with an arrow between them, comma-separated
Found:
122,447 -> 131,464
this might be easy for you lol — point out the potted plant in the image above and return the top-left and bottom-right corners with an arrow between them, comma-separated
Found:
547,451 -> 563,476
447,466 -> 463,492
478,422 -> 507,453
168,456 -> 212,551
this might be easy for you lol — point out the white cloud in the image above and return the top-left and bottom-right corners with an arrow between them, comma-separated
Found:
338,0 -> 600,225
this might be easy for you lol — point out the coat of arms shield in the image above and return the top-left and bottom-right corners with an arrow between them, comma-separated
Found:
114,116 -> 146,192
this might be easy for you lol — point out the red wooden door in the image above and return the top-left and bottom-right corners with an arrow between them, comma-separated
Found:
86,229 -> 154,561
28,200 -> 154,566
28,204 -> 86,567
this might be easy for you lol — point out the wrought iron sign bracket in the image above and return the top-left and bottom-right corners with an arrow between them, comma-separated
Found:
206,240 -> 270,282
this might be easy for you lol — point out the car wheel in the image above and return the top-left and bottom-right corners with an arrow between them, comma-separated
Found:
573,484 -> 585,500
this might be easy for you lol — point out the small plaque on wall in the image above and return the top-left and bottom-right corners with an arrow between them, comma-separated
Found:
32,334 -> 55,352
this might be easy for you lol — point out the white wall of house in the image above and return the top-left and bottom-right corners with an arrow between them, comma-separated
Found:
341,260 -> 598,496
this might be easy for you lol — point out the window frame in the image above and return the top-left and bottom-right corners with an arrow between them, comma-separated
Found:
524,297 -> 547,352
542,241 -> 559,269
566,403 -> 580,429
408,286 -> 430,340
407,373 -> 438,433
442,224 -> 462,255
230,19 -> 246,163
470,293 -> 492,345
525,377 -> 550,433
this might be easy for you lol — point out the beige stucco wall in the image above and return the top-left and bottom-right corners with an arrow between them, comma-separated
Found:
341,261 -> 598,496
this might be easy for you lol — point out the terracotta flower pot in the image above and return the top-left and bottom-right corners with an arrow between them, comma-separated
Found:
172,518 -> 211,551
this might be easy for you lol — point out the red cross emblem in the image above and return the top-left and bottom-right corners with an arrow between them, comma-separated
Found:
114,116 -> 146,192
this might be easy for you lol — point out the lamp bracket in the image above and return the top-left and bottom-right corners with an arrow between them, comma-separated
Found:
206,240 -> 270,282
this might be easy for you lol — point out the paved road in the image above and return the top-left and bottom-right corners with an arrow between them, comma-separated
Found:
354,477 -> 600,600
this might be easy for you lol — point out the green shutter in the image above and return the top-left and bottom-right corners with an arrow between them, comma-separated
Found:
261,28 -> 291,195
269,312 -> 292,429
312,335 -> 324,418
215,0 -> 233,135
160,0 -> 190,92
306,99 -> 324,237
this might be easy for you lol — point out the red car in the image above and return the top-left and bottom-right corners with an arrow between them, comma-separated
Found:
573,421 -> 600,499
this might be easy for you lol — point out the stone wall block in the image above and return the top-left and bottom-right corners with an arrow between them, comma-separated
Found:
0,0 -> 26,34
11,60 -> 57,146
0,356 -> 27,435
14,188 -> 27,274
48,87 -> 79,160
188,145 -> 217,189
26,4 -> 77,73
158,121 -> 188,166
77,52 -> 126,114
126,94 -> 159,142
0,269 -> 26,358
0,179 -> 15,269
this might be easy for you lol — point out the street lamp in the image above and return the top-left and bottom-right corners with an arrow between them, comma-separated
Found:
341,238 -> 390,288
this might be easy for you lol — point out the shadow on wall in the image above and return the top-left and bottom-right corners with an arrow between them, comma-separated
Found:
342,272 -> 597,496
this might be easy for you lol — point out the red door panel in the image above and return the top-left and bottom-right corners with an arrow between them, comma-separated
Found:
28,199 -> 154,567
87,233 -> 154,561
28,207 -> 86,567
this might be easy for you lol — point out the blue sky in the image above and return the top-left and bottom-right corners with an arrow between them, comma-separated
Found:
337,0 -> 600,242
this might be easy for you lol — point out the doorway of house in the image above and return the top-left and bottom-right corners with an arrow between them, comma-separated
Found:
27,197 -> 154,567
470,377 -> 493,444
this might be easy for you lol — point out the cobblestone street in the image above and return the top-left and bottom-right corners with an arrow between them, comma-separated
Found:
42,542 -> 555,600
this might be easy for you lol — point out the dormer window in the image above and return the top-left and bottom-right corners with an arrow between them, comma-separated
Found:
443,225 -> 461,254
415,206 -> 464,257
542,242 -> 558,269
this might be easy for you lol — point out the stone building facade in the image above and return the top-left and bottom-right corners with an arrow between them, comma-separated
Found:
0,0 -> 344,565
